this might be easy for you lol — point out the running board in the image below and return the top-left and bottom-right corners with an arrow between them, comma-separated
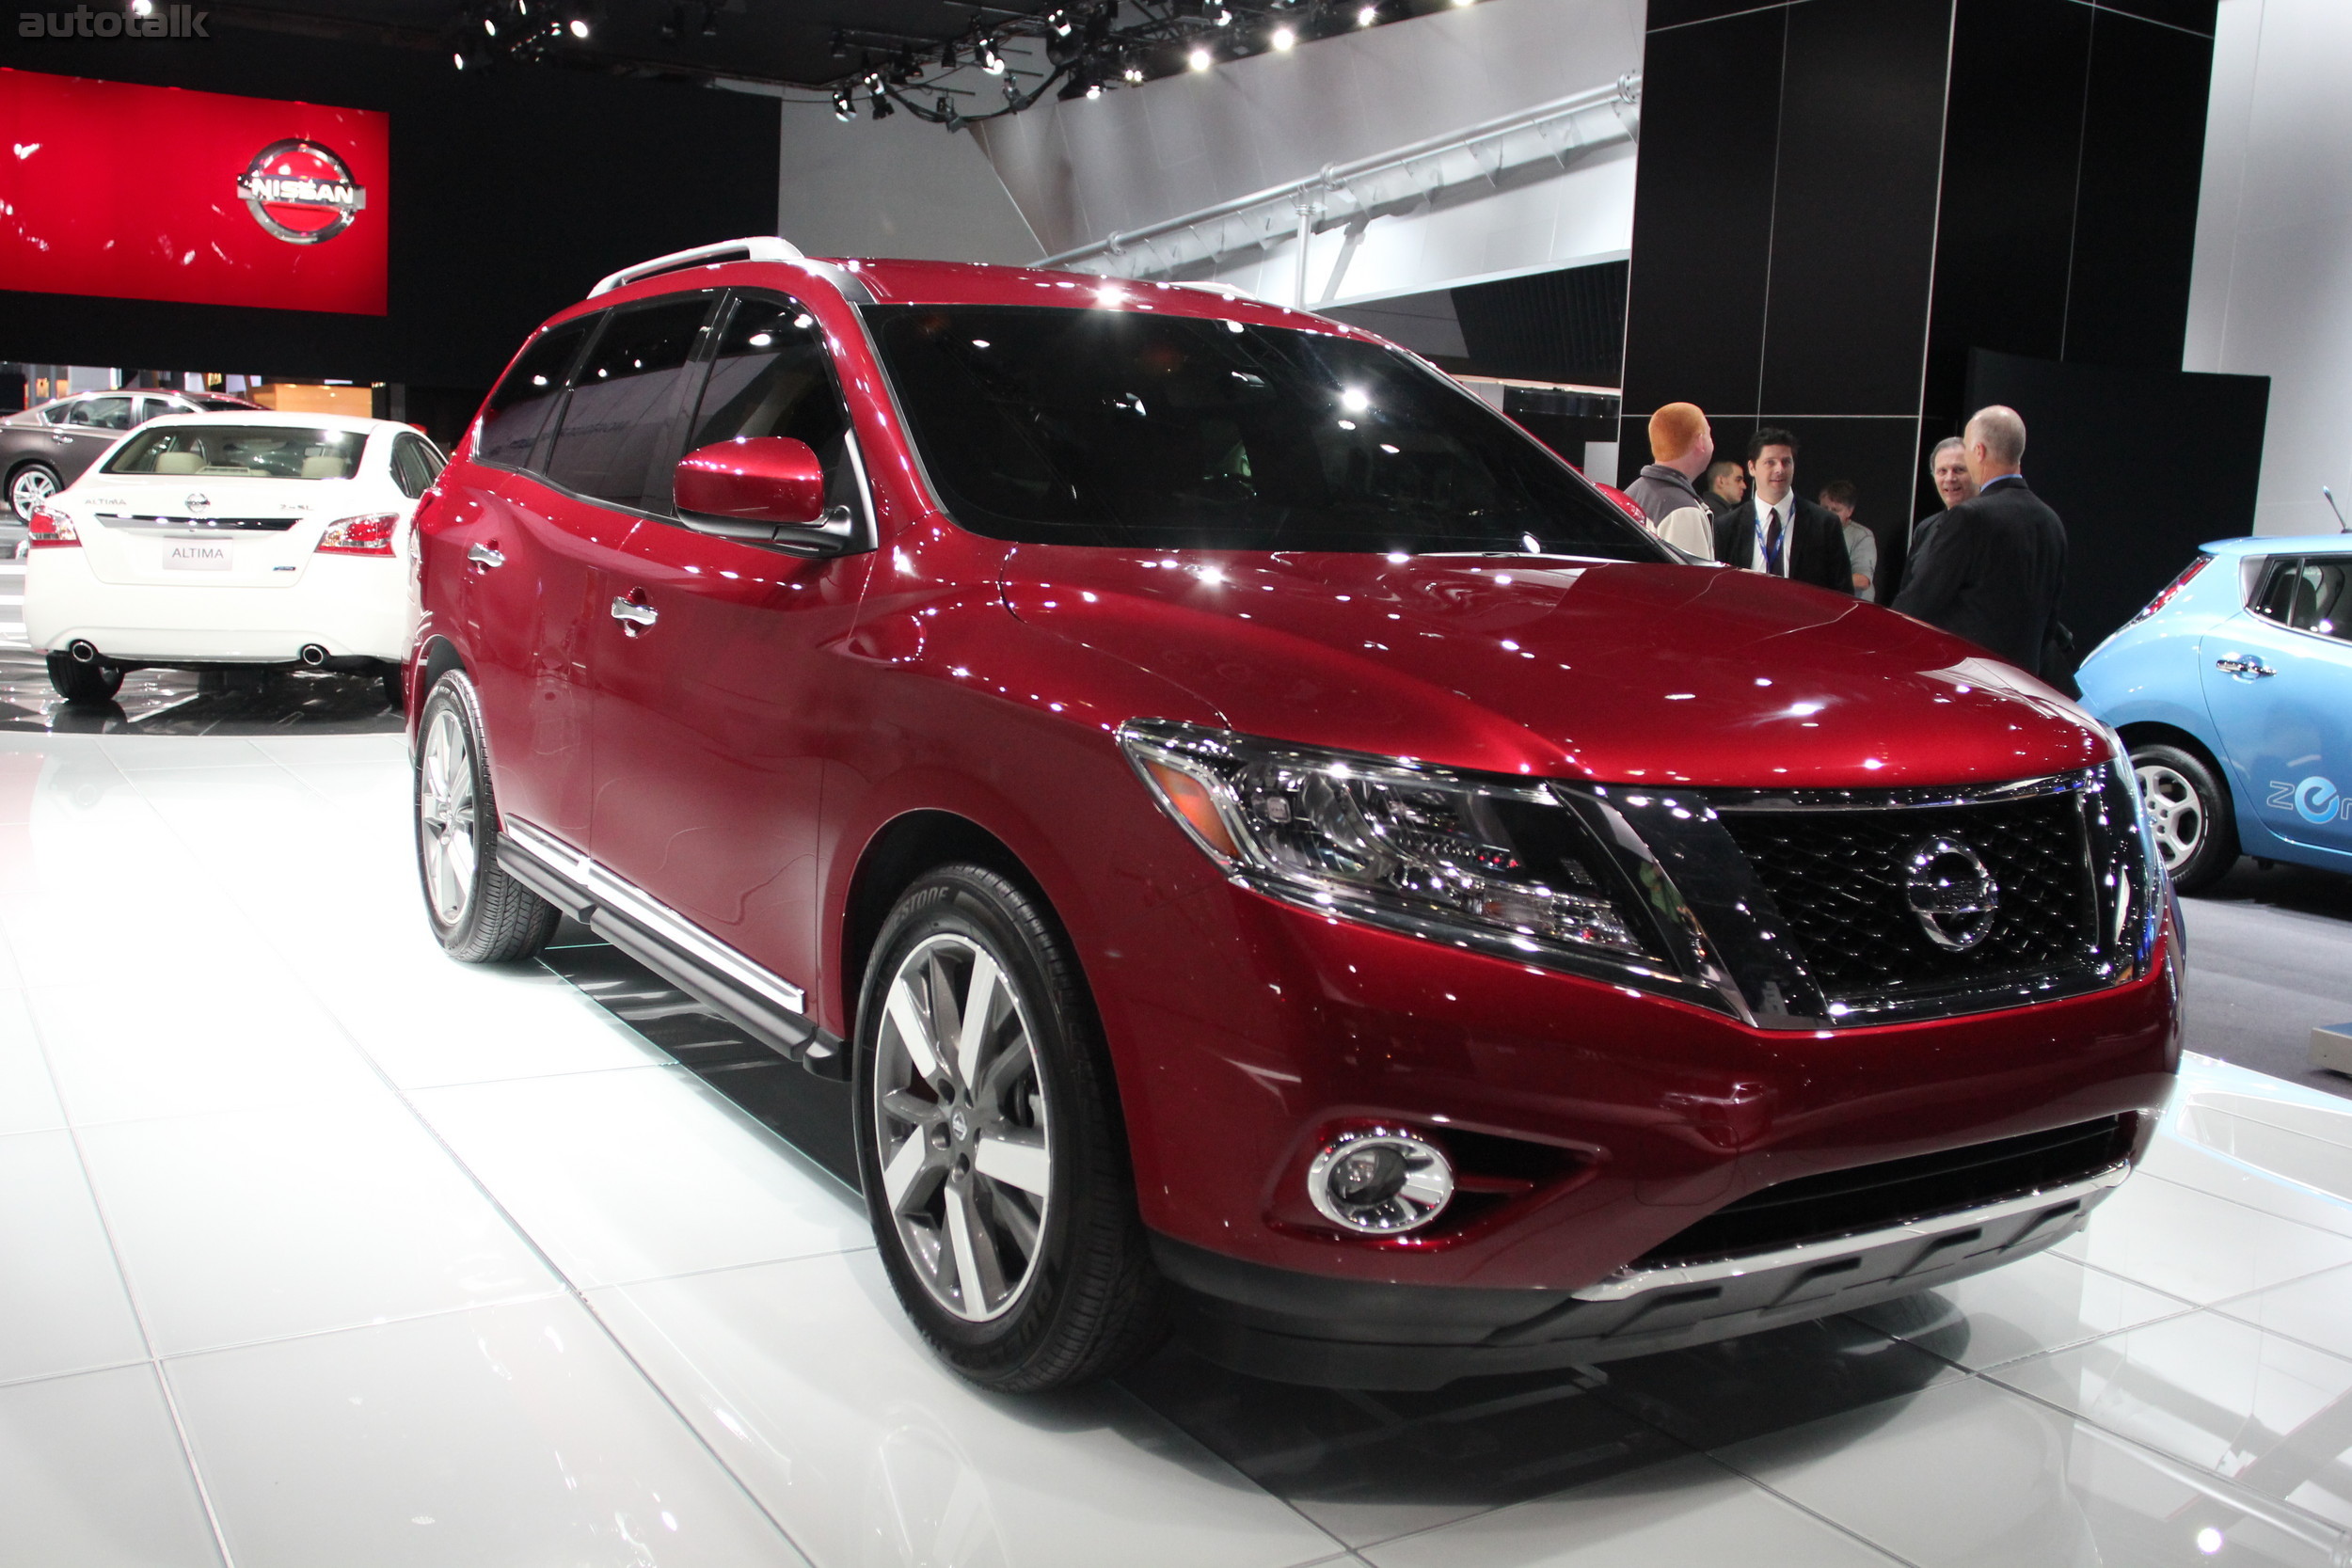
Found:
497,823 -> 848,1080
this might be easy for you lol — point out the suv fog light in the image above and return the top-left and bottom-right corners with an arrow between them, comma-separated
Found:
1308,1128 -> 1454,1234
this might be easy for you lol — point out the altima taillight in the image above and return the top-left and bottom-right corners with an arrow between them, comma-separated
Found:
316,514 -> 400,556
26,506 -> 79,548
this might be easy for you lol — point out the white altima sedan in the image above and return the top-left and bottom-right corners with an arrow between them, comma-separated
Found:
24,413 -> 442,704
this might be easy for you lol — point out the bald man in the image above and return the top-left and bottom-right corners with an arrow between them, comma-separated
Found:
1892,405 -> 2070,682
1622,403 -> 1718,560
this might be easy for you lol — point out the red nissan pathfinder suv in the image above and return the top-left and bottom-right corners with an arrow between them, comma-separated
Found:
406,238 -> 2180,1392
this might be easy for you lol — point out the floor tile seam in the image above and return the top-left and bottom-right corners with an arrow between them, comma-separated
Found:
238,891 -> 824,1565
35,1085 -> 418,1137
2194,1256 -> 2352,1316
1964,1368 -> 2352,1552
2058,1248 -> 2212,1305
2183,1099 -> 2352,1153
374,1055 -> 700,1094
1949,1300 -> 2211,1375
145,1284 -> 577,1366
18,997 -> 242,1568
2201,1304 -> 2352,1370
1083,1379 -> 1327,1545
1659,1449 -> 1925,1568
579,1241 -> 882,1295
2139,1165 -> 2352,1242
0,1352 -> 157,1392
565,1276 -> 830,1564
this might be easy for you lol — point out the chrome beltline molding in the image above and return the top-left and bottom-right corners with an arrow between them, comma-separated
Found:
1567,1160 -> 2130,1303
503,817 -> 808,1015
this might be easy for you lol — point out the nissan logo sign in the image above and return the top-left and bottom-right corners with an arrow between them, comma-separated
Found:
236,139 -> 367,245
1902,836 -> 2000,952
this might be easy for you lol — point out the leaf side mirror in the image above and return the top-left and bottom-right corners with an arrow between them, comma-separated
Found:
673,436 -> 870,558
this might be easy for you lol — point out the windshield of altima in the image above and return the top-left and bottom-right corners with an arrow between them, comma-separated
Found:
103,426 -> 368,481
866,303 -> 1664,559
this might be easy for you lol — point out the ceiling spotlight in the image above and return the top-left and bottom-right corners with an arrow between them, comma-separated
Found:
482,15 -> 496,35
1270,24 -> 1295,48
1214,7 -> 1232,24
832,85 -> 855,120
1122,59 -> 1144,83
940,40 -> 959,68
1451,0 -> 1473,7
828,29 -> 846,57
130,0 -> 151,14
567,17 -> 588,37
978,39 -> 1005,73
1187,44 -> 1212,70
700,4 -> 719,38
1048,9 -> 1072,35
658,1 -> 679,39
453,47 -> 468,66
1085,81 -> 1104,99
1357,3 -> 1376,22
869,83 -> 894,118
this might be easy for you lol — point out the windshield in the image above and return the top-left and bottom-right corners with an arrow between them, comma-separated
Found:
866,304 -> 1662,559
103,425 -> 368,481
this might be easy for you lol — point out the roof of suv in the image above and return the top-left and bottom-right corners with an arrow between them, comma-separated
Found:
582,252 -> 1370,341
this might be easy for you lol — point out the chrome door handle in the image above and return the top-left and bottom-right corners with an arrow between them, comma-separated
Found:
467,543 -> 505,569
2215,657 -> 2275,678
610,595 -> 658,628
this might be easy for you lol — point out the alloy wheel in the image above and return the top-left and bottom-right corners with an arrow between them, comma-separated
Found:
871,932 -> 1053,1323
2137,761 -> 2204,873
418,707 -> 479,924
9,467 -> 56,521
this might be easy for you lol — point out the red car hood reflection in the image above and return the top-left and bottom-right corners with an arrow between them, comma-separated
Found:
999,548 -> 2110,789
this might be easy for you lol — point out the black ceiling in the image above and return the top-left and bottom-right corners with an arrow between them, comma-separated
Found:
213,0 -> 1072,89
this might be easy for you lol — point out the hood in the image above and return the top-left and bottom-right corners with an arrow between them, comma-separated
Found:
1000,548 -> 2109,789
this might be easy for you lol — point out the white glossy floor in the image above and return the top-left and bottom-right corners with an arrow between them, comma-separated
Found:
7,730 -> 2352,1567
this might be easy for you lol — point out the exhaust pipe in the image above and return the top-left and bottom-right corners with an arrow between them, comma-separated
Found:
299,644 -> 328,668
68,640 -> 98,665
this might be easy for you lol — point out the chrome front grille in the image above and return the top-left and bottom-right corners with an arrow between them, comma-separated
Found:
1712,788 -> 2100,1011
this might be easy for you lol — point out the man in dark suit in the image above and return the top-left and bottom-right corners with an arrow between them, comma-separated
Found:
1892,405 -> 2068,680
1709,427 -> 1853,594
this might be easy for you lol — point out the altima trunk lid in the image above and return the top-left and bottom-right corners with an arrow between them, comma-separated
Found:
68,477 -> 341,589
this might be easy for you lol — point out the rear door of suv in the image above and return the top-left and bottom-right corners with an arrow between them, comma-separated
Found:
586,287 -> 879,990
474,292 -> 718,850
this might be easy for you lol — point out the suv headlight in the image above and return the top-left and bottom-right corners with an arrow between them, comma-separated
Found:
1119,719 -> 1664,969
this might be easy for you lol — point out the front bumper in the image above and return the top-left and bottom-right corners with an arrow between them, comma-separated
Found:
1157,1128 -> 2133,1389
1092,866 -> 2179,1382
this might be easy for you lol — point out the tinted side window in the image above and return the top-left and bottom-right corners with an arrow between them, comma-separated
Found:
684,294 -> 861,516
2288,557 -> 2352,642
544,294 -> 714,511
478,317 -> 594,470
2250,559 -> 2301,625
390,434 -> 439,499
78,395 -> 135,431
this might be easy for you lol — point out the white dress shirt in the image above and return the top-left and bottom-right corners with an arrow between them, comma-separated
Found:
1746,495 -> 1795,577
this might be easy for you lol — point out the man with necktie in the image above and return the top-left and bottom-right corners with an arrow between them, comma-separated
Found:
1709,426 -> 1853,594
1893,404 -> 2070,682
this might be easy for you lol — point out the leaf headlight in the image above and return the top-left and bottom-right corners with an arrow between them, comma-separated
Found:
1119,719 -> 1661,967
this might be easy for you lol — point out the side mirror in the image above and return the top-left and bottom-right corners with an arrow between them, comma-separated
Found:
673,436 -> 869,557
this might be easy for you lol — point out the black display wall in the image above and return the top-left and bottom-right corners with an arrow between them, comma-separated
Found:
1620,0 -> 2230,599
1970,350 -> 2267,647
0,30 -> 781,410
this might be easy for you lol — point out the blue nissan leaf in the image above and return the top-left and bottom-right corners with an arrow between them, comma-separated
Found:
2079,535 -> 2352,892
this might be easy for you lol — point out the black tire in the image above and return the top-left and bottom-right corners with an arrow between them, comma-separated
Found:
2132,741 -> 2239,895
381,668 -> 405,714
45,652 -> 123,704
9,463 -> 60,523
414,670 -> 559,963
853,863 -> 1168,1392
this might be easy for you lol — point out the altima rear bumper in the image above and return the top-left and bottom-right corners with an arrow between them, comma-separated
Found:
24,555 -> 410,661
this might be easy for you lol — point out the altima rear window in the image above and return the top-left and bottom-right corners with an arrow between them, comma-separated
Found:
866,303 -> 1663,559
103,426 -> 369,481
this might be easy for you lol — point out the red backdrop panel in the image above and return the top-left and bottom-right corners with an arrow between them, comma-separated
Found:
0,69 -> 388,316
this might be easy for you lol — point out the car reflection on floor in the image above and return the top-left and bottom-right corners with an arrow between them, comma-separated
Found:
0,648 -> 402,736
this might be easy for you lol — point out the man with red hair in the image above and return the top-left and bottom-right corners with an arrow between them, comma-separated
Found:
1622,402 -> 1718,560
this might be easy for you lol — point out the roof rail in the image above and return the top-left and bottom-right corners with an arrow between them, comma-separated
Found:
589,236 -> 804,297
